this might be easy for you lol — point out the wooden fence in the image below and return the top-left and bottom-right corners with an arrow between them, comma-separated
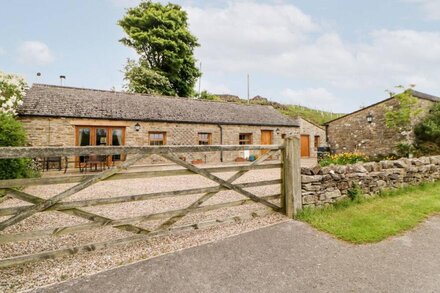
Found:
0,137 -> 301,268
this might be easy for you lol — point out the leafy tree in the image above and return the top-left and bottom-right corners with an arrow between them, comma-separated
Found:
384,85 -> 423,157
123,59 -> 174,95
0,71 -> 27,115
414,102 -> 440,155
119,1 -> 201,97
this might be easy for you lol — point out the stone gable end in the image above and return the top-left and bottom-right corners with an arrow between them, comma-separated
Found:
326,97 -> 436,156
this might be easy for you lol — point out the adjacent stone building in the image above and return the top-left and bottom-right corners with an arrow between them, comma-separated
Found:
18,84 -> 299,165
297,117 -> 326,158
325,91 -> 439,156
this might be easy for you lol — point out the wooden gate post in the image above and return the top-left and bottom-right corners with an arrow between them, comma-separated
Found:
0,189 -> 8,205
282,136 -> 302,218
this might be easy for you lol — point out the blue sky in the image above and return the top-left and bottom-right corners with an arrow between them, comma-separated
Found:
1,0 -> 440,113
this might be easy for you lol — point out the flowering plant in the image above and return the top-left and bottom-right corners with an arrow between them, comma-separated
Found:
0,72 -> 28,115
319,152 -> 369,166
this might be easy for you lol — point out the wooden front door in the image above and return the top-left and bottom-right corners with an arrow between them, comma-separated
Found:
301,135 -> 310,157
261,130 -> 273,155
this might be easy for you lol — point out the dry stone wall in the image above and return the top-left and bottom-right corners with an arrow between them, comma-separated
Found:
301,156 -> 440,207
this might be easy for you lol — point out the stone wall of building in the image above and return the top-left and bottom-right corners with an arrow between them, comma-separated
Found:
301,156 -> 440,207
19,116 -> 299,165
326,97 -> 436,156
298,118 -> 326,158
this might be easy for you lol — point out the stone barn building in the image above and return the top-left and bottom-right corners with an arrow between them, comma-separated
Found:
296,117 -> 326,158
325,90 -> 439,156
18,84 -> 299,165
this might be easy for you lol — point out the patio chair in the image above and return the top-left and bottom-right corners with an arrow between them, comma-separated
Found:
82,154 -> 109,172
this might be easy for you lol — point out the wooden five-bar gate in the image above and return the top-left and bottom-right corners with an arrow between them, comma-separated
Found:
0,137 -> 301,268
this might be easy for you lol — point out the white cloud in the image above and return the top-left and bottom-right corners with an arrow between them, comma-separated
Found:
188,1 -> 319,72
186,1 -> 440,103
18,41 -> 54,66
200,79 -> 231,95
280,88 -> 339,111
405,0 -> 440,20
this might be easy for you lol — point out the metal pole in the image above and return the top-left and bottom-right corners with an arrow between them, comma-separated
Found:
247,73 -> 250,104
60,75 -> 66,86
198,62 -> 202,96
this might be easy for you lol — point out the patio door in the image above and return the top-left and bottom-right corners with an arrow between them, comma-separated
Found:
78,128 -> 92,164
111,128 -> 124,161
75,126 -> 125,166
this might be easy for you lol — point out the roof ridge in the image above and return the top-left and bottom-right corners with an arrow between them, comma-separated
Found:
32,83 -> 137,95
325,89 -> 439,125
31,83 -> 277,107
410,89 -> 440,101
295,116 -> 325,129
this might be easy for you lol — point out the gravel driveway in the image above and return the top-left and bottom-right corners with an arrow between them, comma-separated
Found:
0,166 -> 287,292
37,217 -> 440,293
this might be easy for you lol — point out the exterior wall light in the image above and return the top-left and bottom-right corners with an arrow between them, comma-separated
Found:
134,123 -> 141,132
366,113 -> 373,124
276,128 -> 281,135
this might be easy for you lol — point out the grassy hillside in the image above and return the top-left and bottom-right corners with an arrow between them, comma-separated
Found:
213,94 -> 344,125
280,105 -> 344,125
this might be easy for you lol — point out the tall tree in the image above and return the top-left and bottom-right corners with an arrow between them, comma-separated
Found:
119,1 -> 201,97
123,59 -> 174,95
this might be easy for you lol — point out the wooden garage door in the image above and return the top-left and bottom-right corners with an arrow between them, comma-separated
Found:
301,135 -> 310,157
261,130 -> 273,155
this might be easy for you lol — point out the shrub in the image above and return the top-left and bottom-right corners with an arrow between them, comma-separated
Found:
197,90 -> 220,101
319,152 -> 369,167
0,114 -> 38,179
414,102 -> 440,156
347,182 -> 363,201
395,142 -> 418,158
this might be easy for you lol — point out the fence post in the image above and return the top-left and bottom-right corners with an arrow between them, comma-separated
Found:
280,143 -> 286,212
282,136 -> 302,218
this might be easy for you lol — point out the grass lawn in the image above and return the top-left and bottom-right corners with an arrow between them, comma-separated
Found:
297,181 -> 440,244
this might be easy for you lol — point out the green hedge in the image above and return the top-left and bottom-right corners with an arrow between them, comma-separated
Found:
0,114 -> 38,179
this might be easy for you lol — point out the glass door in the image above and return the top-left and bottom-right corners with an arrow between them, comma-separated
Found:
111,128 -> 124,162
95,128 -> 108,146
78,128 -> 91,163
76,126 -> 125,167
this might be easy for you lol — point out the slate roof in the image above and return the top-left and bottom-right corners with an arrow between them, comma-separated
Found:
19,84 -> 298,127
325,90 -> 440,125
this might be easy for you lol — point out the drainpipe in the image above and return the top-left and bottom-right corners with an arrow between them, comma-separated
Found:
48,118 -> 51,145
325,124 -> 331,153
217,124 -> 224,162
